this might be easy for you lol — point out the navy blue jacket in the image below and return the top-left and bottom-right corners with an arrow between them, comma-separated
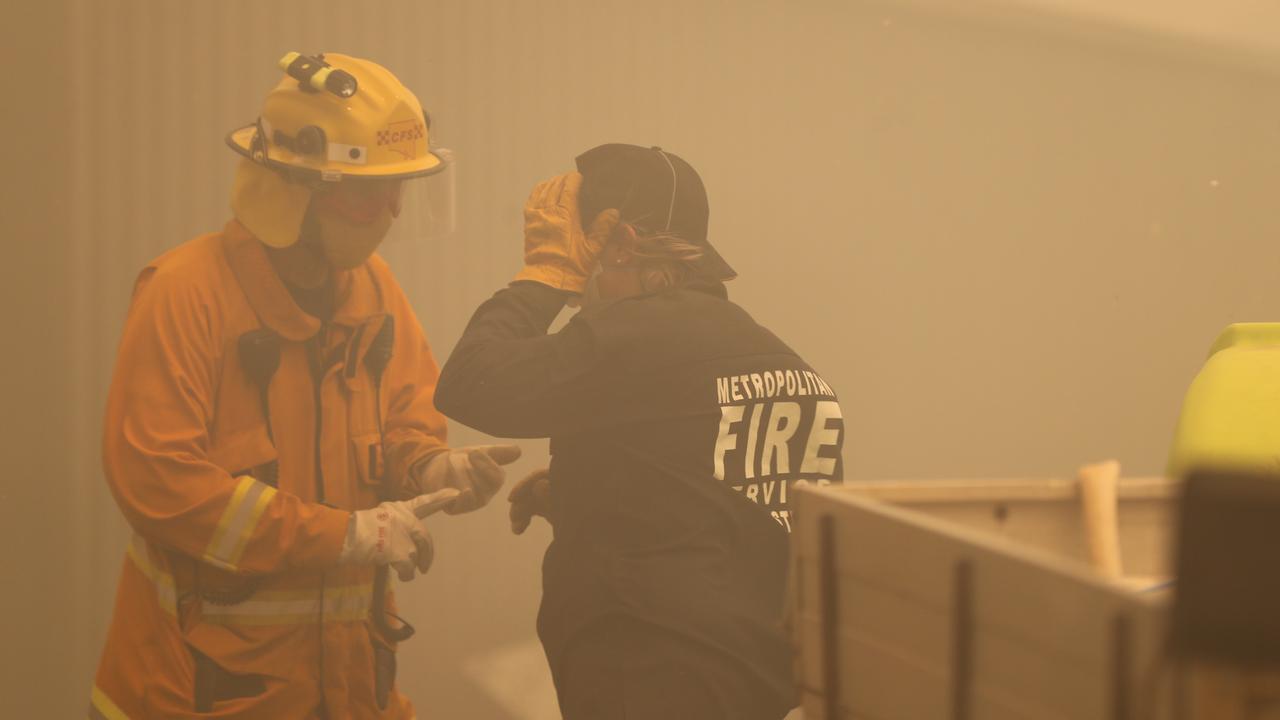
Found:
435,280 -> 844,714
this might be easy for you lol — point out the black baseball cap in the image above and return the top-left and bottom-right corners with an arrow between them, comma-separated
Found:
575,143 -> 736,282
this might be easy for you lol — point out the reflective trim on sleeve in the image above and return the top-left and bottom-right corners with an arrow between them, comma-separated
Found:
89,685 -> 131,720
204,476 -> 277,571
125,534 -> 176,616
201,581 -> 374,626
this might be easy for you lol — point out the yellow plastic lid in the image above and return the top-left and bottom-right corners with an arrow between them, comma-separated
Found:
1168,323 -> 1280,478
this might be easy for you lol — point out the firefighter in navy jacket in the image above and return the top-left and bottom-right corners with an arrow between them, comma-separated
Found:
436,144 -> 844,720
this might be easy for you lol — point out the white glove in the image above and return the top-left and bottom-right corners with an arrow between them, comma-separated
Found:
339,488 -> 460,582
412,445 -> 523,514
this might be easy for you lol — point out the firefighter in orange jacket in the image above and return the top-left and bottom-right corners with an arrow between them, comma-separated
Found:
88,53 -> 520,719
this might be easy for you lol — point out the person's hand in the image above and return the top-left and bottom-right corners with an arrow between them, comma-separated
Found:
338,488 -> 460,582
412,445 -> 523,514
513,172 -> 620,294
508,468 -> 552,535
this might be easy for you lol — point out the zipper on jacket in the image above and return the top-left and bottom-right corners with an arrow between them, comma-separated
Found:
310,322 -> 330,718
311,323 -> 329,505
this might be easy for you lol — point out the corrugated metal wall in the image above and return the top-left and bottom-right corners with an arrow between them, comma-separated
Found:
30,0 -> 1280,717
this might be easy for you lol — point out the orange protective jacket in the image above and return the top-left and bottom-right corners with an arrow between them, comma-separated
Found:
90,220 -> 449,719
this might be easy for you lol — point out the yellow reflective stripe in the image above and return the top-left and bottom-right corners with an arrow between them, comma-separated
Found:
125,535 -> 176,616
204,476 -> 253,568
204,476 -> 276,571
202,582 -> 374,625
90,685 -> 131,720
225,482 -> 276,569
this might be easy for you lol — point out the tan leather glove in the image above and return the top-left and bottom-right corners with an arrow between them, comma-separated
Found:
410,445 -> 523,514
508,468 -> 552,535
513,172 -> 621,294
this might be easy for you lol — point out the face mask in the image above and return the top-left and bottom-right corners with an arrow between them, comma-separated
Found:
313,205 -> 394,270
309,181 -> 402,269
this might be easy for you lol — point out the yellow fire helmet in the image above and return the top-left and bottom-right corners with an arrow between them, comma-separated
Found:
226,52 -> 454,248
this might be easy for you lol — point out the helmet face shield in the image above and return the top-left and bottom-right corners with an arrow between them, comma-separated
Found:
312,177 -> 404,225
381,147 -> 456,246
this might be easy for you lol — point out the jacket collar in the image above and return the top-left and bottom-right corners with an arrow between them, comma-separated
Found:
222,219 -> 387,341
687,279 -> 729,300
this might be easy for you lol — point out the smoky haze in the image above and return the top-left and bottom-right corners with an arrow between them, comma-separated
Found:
4,0 -> 1280,718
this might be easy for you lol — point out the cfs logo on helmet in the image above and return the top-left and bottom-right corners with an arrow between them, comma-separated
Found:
376,119 -> 425,160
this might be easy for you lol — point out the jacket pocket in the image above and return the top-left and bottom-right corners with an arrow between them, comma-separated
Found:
189,643 -> 267,713
352,433 -> 384,488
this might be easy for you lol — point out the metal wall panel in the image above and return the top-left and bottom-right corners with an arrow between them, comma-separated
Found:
54,1 -> 1280,718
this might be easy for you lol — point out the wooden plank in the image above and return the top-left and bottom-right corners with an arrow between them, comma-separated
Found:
792,482 -> 1176,720
796,613 -> 951,719
834,477 -> 1176,504
829,478 -> 1178,577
